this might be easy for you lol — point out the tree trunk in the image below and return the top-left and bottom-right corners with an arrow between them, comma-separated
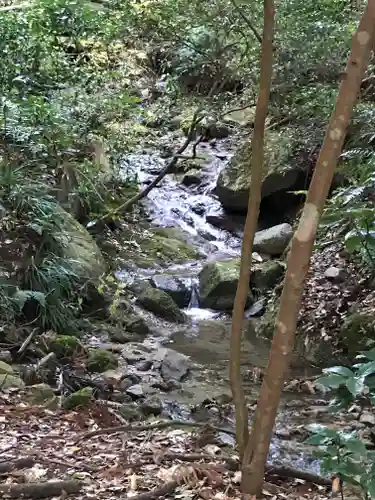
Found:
241,1 -> 375,495
229,0 -> 275,461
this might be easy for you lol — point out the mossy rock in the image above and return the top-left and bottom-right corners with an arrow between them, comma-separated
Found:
199,258 -> 253,310
86,348 -> 118,373
340,313 -> 375,356
0,361 -> 25,389
136,286 -> 186,323
0,361 -> 14,375
63,387 -> 93,410
49,335 -> 84,358
25,383 -> 58,408
139,227 -> 203,266
251,261 -> 285,292
214,129 -> 301,212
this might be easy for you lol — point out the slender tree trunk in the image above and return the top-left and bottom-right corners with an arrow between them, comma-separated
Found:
241,1 -> 375,495
229,0 -> 275,461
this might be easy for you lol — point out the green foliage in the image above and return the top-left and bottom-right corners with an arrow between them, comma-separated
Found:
62,387 -> 94,410
48,335 -> 84,358
308,350 -> 375,497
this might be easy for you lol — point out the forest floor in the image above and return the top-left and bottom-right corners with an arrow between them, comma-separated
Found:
0,388 -> 342,500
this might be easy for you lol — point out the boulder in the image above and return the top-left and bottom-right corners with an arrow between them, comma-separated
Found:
182,170 -> 203,187
136,286 -> 186,323
25,383 -> 58,408
251,260 -> 285,291
140,395 -> 163,416
199,259 -> 253,310
85,348 -> 118,373
150,275 -> 192,308
0,361 -> 25,389
152,348 -> 190,382
214,130 -> 301,212
253,224 -> 293,256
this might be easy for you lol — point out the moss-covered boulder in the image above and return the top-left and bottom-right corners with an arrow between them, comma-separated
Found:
139,227 -> 203,266
136,286 -> 186,323
251,261 -> 285,291
340,313 -> 375,356
199,258 -> 253,310
86,348 -> 118,373
63,387 -> 93,410
25,383 -> 58,408
0,361 -> 24,389
214,130 -> 301,212
49,335 -> 84,358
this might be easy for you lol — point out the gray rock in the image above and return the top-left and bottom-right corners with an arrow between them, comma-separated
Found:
154,348 -> 191,382
0,350 -> 12,363
182,170 -> 203,187
150,275 -> 192,308
246,298 -> 267,317
25,383 -> 57,407
140,396 -> 163,416
136,286 -> 186,323
192,202 -> 206,216
253,224 -> 293,255
199,258 -> 253,310
125,315 -> 151,336
121,343 -> 150,364
118,403 -> 141,421
126,384 -> 145,398
324,266 -> 347,283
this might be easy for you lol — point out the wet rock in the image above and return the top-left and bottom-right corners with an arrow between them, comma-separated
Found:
324,266 -> 347,283
152,348 -> 191,382
136,286 -> 186,323
126,383 -> 157,399
108,328 -> 143,344
121,343 -> 150,364
206,213 -> 244,234
192,202 -> 206,216
246,298 -> 267,317
253,224 -> 293,256
182,170 -> 203,187
140,395 -> 163,416
199,259 -> 253,310
214,131 -> 300,212
0,372 -> 25,389
63,387 -> 93,410
251,260 -> 285,291
150,275 -> 192,308
86,348 -> 118,373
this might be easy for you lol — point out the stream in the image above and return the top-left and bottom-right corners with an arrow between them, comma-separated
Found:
116,137 -> 336,476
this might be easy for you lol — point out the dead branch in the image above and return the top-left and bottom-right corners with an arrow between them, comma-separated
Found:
229,0 -> 262,43
265,463 -> 331,487
17,328 -> 38,357
0,457 -> 35,473
73,419 -> 235,444
101,110 -> 204,220
0,479 -> 83,498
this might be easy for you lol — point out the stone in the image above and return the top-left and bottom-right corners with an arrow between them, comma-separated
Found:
246,298 -> 267,317
125,315 -> 150,336
121,343 -> 151,364
140,395 -> 163,416
0,373 -> 25,389
253,224 -> 293,256
126,383 -> 156,399
324,266 -> 347,283
86,348 -> 118,373
136,286 -> 186,323
192,202 -> 206,216
251,260 -> 285,291
206,213 -> 244,234
214,131 -> 300,212
154,348 -> 191,382
62,387 -> 93,410
199,259 -> 253,310
182,170 -> 203,187
0,361 -> 14,375
150,275 -> 192,308
118,403 -> 141,421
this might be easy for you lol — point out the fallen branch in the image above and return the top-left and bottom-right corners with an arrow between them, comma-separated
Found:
101,109 -> 204,220
0,480 -> 83,499
265,463 -> 331,487
17,328 -> 38,357
0,457 -> 35,473
73,419 -> 235,444
127,480 -> 179,500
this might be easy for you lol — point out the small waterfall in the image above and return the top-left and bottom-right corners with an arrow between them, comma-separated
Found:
188,280 -> 200,309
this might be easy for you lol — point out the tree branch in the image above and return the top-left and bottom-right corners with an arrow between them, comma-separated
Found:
229,0 -> 262,43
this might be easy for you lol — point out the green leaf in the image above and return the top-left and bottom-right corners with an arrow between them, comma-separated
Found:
317,374 -> 347,389
344,438 -> 368,456
346,376 -> 365,397
357,361 -> 375,378
345,233 -> 362,253
13,289 -> 46,311
324,366 -> 355,377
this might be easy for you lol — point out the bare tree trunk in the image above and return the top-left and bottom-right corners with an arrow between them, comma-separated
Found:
229,0 -> 275,461
241,1 -> 375,495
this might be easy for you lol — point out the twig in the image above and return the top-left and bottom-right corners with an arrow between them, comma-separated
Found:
73,420 -> 235,444
229,0 -> 262,43
0,479 -> 83,498
265,463 -> 331,486
17,328 -> 38,357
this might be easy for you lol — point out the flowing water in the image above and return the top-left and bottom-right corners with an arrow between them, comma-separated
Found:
119,139 -> 331,475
